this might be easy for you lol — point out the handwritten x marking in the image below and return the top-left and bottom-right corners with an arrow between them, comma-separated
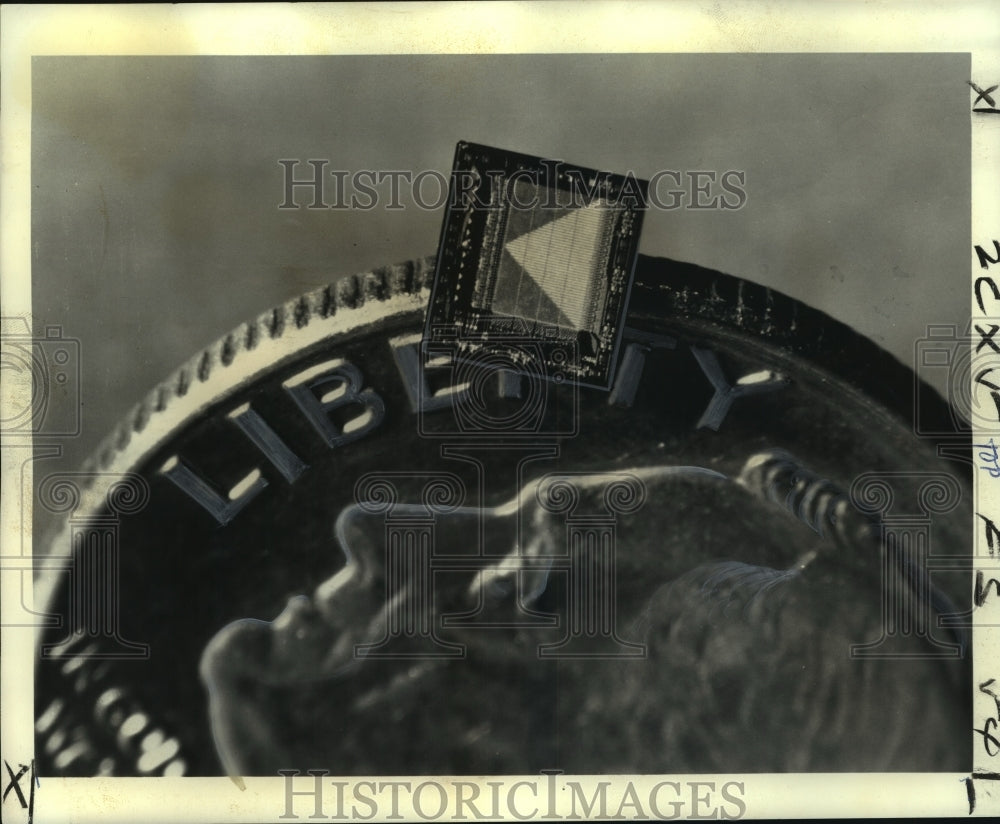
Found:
977,324 -> 1000,354
1,761 -> 29,808
969,81 -> 998,108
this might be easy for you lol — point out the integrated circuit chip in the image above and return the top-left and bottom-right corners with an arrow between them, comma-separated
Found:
425,142 -> 648,388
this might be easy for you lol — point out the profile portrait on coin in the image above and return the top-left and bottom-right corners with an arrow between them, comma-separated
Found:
200,452 -> 969,777
27,54 -> 975,790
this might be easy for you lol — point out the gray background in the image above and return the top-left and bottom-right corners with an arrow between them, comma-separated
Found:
31,54 -> 970,474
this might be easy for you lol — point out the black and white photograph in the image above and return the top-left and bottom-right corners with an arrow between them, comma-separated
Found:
2,3 -> 998,821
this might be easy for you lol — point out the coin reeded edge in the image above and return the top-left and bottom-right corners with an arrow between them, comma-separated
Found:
33,256 -> 437,643
34,251 -> 963,646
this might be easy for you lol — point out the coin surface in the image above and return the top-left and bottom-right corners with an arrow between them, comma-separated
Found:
34,254 -> 971,778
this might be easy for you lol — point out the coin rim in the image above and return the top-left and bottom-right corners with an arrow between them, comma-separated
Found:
34,253 -> 960,640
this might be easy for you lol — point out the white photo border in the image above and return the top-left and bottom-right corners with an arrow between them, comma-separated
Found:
2,2 -> 998,820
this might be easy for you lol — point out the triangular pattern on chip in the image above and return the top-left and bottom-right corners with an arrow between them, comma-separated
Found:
503,203 -> 607,329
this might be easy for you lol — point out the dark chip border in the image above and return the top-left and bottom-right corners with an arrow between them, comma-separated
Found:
425,141 -> 648,389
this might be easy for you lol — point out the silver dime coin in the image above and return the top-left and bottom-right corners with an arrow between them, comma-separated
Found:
34,254 -> 971,777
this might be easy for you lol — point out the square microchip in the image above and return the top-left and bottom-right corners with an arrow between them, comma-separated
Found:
425,142 -> 648,388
